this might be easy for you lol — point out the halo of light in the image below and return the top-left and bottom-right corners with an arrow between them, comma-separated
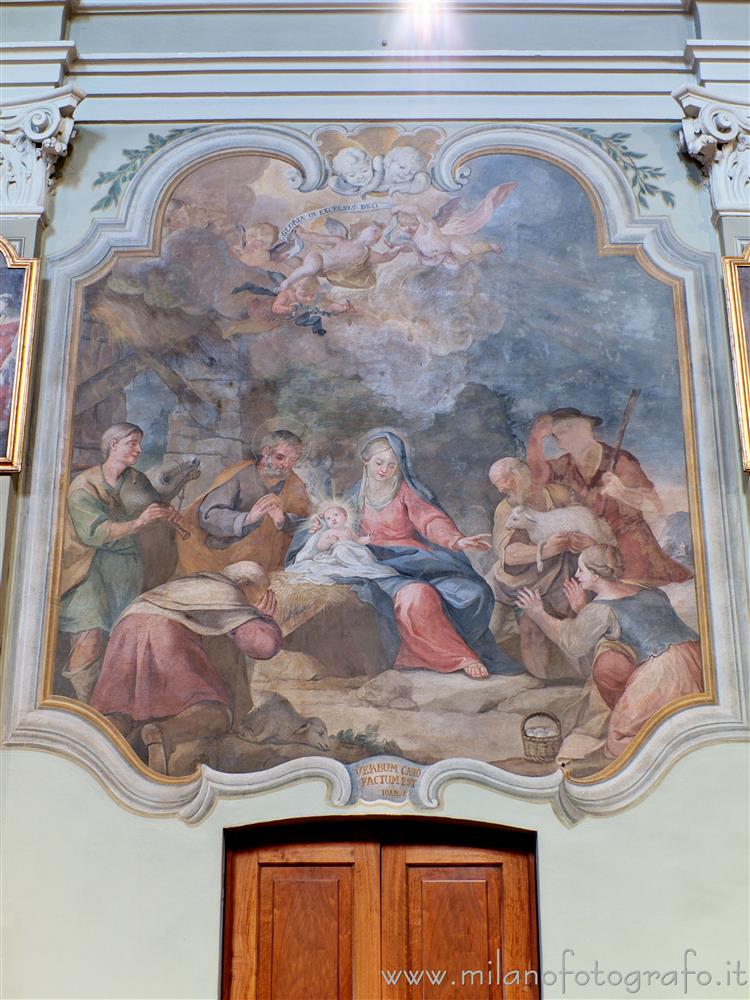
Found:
252,416 -> 312,461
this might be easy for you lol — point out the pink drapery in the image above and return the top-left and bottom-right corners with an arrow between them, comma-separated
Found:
361,482 -> 481,673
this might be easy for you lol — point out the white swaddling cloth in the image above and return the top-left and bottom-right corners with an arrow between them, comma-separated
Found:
287,534 -> 399,584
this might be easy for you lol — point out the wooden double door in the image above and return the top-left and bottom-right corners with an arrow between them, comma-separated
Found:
223,821 -> 539,1000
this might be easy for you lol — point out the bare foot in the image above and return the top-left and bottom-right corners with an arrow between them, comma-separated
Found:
463,662 -> 489,679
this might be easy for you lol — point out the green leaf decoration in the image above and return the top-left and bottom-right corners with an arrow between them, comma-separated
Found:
91,128 -> 200,212
92,195 -> 115,211
569,127 -> 676,210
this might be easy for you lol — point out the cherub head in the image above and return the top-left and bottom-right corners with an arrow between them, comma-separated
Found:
332,147 -> 375,189
384,145 -> 428,183
357,223 -> 384,246
164,198 -> 211,232
394,211 -> 419,234
232,222 -> 280,261
164,198 -> 189,231
243,222 -> 279,252
289,277 -> 320,306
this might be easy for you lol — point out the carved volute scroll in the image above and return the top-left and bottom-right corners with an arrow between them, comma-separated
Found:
0,86 -> 85,222
674,85 -> 750,222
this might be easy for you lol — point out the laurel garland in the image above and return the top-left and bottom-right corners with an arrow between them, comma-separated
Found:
569,127 -> 676,209
91,129 -> 199,211
90,126 -> 675,213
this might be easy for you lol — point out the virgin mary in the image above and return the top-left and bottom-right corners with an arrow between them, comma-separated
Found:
288,430 -> 523,679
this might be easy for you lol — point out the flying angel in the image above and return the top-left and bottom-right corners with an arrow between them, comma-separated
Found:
384,181 -> 518,271
276,218 -> 405,292
231,270 -> 352,337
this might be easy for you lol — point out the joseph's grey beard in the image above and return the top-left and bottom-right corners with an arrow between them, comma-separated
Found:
261,459 -> 290,479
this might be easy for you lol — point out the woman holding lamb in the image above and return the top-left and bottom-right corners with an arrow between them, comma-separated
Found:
515,544 -> 703,759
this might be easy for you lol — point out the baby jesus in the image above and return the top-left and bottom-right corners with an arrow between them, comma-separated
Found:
311,503 -> 369,547
286,504 -> 398,584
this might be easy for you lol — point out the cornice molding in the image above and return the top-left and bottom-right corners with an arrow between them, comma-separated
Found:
55,39 -> 750,122
0,43 -> 78,93
0,44 -> 78,63
684,40 -> 750,87
67,0 -> 694,12
64,48 -> 693,120
73,48 -> 689,70
69,95 -> 695,122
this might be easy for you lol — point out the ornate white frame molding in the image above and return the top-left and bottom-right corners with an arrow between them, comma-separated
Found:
2,123 -> 748,825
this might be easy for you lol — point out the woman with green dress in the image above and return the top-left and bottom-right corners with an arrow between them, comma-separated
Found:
58,422 -> 178,702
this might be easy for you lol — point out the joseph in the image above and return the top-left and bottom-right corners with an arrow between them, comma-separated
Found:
177,429 -> 311,574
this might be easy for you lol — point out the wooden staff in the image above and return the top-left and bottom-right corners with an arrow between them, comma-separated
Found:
608,388 -> 641,471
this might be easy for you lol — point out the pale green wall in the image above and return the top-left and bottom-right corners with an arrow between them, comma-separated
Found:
2,743 -> 748,999
1,4 -> 749,999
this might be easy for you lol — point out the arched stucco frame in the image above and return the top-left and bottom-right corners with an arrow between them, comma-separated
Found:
2,122 -> 747,826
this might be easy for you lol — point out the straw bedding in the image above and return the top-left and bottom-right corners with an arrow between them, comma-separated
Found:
269,571 -> 359,637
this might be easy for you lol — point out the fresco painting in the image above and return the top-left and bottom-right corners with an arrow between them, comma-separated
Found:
52,125 -> 704,783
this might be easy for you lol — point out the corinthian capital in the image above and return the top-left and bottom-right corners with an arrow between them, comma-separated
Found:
0,85 -> 85,222
673,84 -> 750,222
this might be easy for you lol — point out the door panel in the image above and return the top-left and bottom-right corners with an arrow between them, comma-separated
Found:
381,845 -> 539,1000
258,864 -> 352,998
224,840 -> 381,1000
408,864 -> 502,999
223,824 -> 538,1000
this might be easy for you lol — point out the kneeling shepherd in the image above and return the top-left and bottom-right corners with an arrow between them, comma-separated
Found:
90,561 -> 282,774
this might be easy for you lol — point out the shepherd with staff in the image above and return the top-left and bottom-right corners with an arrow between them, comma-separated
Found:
526,393 -> 692,586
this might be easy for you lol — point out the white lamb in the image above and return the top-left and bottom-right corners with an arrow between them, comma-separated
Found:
504,504 -> 616,572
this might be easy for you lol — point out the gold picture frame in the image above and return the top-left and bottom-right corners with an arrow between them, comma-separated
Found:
0,236 -> 40,474
723,243 -> 750,472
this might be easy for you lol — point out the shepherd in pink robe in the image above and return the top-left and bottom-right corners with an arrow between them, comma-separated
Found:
90,562 -> 282,773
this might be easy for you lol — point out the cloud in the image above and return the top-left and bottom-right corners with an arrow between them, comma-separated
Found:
91,146 -> 689,487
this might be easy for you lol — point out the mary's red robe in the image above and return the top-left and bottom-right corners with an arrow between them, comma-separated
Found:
359,481 -> 488,674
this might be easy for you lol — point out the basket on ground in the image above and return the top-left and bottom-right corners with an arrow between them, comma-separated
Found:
521,711 -> 562,763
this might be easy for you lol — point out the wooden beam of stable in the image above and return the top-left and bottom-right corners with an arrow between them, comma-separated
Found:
74,354 -> 147,414
136,349 -> 220,427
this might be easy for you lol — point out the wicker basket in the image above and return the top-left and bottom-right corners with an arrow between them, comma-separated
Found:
521,711 -> 562,763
